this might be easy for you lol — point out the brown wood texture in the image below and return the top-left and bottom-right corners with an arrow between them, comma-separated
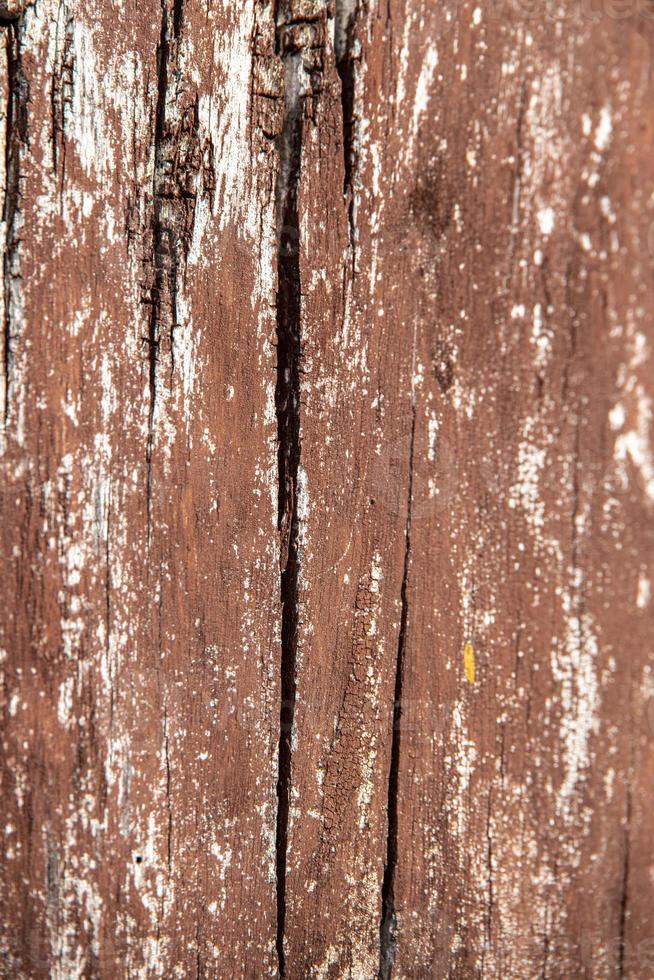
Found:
1,0 -> 653,977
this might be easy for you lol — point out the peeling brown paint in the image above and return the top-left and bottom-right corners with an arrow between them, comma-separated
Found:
1,0 -> 653,977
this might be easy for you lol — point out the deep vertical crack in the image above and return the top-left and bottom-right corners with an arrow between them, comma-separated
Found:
172,0 -> 183,41
145,4 -> 169,544
2,18 -> 27,428
618,776 -> 631,976
379,407 -> 416,980
334,0 -> 358,253
145,0 -> 189,544
163,703 -> 173,873
274,10 -> 305,977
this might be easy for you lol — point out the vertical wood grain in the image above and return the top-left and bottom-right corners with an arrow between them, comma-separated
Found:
0,1 -> 282,974
1,1 -> 653,977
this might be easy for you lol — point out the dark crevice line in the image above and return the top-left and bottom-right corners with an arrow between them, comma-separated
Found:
147,0 -> 185,544
194,918 -> 202,980
504,75 -> 527,304
274,14 -> 304,977
484,789 -> 493,952
3,19 -> 26,428
49,2 -> 62,177
145,4 -> 169,545
163,704 -> 173,873
49,4 -> 73,196
172,0 -> 184,40
618,775 -> 632,976
334,0 -> 358,255
379,406 -> 416,980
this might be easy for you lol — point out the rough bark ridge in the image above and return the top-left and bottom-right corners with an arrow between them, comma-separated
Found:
1,0 -> 654,977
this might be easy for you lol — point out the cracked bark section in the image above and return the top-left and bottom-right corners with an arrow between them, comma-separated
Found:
49,6 -> 73,188
1,2 -> 652,974
2,17 -> 26,427
274,10 -> 304,978
379,407 -> 416,980
144,0 -> 213,540
145,0 -> 178,541
0,1 -> 281,973
334,0 -> 358,253
274,4 -> 327,973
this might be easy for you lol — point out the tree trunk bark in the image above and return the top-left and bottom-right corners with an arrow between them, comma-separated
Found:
1,0 -> 653,977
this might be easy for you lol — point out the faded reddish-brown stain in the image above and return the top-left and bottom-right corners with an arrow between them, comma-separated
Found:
0,0 -> 653,977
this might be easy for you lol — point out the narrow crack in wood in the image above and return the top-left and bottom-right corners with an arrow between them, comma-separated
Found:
618,768 -> 632,976
145,3 -> 169,546
379,406 -> 416,980
49,7 -> 73,193
2,17 -> 25,428
163,703 -> 173,873
334,0 -> 358,257
274,7 -> 305,975
484,787 -> 494,962
146,0 -> 190,545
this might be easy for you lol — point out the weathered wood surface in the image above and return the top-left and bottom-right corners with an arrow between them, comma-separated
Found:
1,0 -> 653,977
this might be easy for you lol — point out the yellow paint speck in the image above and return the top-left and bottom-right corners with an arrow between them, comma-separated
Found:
464,642 -> 476,684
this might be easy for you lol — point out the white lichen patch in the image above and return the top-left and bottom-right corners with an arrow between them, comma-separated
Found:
537,206 -> 554,237
531,303 -> 552,371
637,569 -> 651,609
410,43 -> 439,150
509,423 -> 547,532
613,328 -> 654,502
594,104 -> 612,152
427,410 -> 439,462
614,390 -> 654,502
551,594 -> 601,817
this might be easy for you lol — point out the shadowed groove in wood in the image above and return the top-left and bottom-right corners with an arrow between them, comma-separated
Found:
145,1 -> 169,546
145,0 -> 187,546
274,7 -> 304,974
1,3 -> 653,974
618,776 -> 632,977
2,17 -> 25,427
334,0 -> 358,252
379,406 -> 416,979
